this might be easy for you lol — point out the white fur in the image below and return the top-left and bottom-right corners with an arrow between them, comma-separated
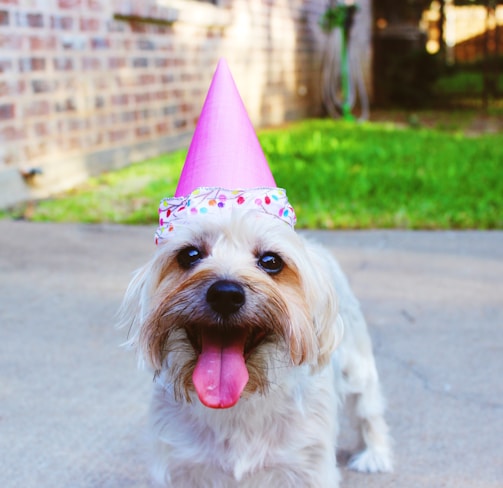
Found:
119,210 -> 392,487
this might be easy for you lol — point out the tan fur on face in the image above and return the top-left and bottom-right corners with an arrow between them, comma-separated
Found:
139,266 -> 296,402
119,210 -> 343,402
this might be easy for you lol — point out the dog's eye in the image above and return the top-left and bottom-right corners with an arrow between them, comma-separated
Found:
177,247 -> 204,269
258,252 -> 284,275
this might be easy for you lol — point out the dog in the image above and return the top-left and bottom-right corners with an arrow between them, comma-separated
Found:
118,208 -> 392,487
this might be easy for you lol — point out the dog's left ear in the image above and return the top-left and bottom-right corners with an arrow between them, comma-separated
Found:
301,240 -> 344,371
116,259 -> 156,365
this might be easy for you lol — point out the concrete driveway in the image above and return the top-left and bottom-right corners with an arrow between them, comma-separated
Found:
1,220 -> 502,487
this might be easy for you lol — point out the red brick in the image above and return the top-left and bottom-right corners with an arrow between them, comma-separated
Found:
1,126 -> 26,140
152,24 -> 172,35
108,57 -> 126,69
19,58 -> 46,72
180,103 -> 193,113
115,75 -> 134,88
54,57 -> 73,70
51,15 -> 73,30
94,96 -> 105,109
0,10 -> 9,25
130,22 -> 147,34
0,80 -> 25,97
29,35 -> 57,50
67,118 -> 89,131
109,129 -> 129,143
54,98 -> 76,113
91,37 -> 109,49
82,57 -> 102,70
137,39 -> 155,50
31,79 -> 55,94
87,0 -> 104,11
80,17 -> 101,31
84,132 -> 104,147
111,94 -> 129,106
106,19 -> 125,33
61,36 -> 87,50
154,90 -> 169,101
16,12 -> 44,28
160,73 -> 174,84
155,58 -> 170,68
32,121 -> 51,137
156,122 -> 169,134
0,103 -> 15,120
170,89 -> 184,98
138,74 -> 156,85
134,93 -> 151,104
0,34 -> 23,49
135,126 -> 151,138
132,57 -> 148,68
24,100 -> 51,117
120,111 -> 136,123
58,0 -> 81,9
174,119 -> 187,129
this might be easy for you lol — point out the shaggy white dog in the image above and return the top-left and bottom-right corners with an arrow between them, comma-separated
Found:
119,210 -> 392,487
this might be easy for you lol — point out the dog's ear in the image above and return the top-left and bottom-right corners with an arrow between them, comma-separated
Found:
116,260 -> 155,365
301,240 -> 344,371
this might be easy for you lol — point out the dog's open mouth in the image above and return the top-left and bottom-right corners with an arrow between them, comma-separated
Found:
187,325 -> 267,409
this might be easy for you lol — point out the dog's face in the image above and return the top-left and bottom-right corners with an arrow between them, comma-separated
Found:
120,210 -> 341,409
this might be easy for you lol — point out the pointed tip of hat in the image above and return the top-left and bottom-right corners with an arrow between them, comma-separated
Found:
174,58 -> 276,197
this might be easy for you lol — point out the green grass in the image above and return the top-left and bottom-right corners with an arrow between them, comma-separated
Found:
434,71 -> 503,96
6,118 -> 503,229
21,150 -> 186,225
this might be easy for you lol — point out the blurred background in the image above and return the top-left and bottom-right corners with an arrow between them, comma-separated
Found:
0,0 -> 501,214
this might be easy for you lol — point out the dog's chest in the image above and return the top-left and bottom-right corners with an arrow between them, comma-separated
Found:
161,394 -> 295,477
152,368 -> 338,481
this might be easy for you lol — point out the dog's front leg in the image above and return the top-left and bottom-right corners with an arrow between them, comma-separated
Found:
342,350 -> 393,473
346,386 -> 393,472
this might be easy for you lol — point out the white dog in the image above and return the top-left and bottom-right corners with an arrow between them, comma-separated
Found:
119,209 -> 392,487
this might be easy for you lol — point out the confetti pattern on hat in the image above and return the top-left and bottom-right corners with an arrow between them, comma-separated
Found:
155,187 -> 296,244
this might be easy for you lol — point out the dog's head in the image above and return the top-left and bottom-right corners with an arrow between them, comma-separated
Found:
119,210 -> 342,408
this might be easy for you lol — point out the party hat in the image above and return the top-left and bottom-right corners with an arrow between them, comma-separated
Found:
156,58 -> 296,243
154,59 -> 297,409
175,58 -> 276,196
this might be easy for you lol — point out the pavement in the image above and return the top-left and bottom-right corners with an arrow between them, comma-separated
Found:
0,220 -> 502,488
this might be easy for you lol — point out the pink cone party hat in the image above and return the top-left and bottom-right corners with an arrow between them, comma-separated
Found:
175,58 -> 275,196
156,58 -> 296,243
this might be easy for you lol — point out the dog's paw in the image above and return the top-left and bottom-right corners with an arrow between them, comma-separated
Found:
347,448 -> 393,473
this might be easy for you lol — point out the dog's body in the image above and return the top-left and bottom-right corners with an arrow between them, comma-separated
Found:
119,210 -> 392,487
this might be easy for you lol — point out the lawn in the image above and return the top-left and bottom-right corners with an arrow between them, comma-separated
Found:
433,69 -> 503,98
8,118 -> 503,229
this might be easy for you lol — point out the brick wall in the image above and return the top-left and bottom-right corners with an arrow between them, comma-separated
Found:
0,0 -> 371,207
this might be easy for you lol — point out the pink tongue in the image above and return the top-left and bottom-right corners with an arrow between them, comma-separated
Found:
192,328 -> 249,409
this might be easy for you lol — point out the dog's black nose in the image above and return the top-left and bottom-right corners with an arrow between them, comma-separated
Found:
206,280 -> 246,316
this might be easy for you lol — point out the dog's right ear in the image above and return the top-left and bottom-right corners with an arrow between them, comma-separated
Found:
301,240 -> 345,371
